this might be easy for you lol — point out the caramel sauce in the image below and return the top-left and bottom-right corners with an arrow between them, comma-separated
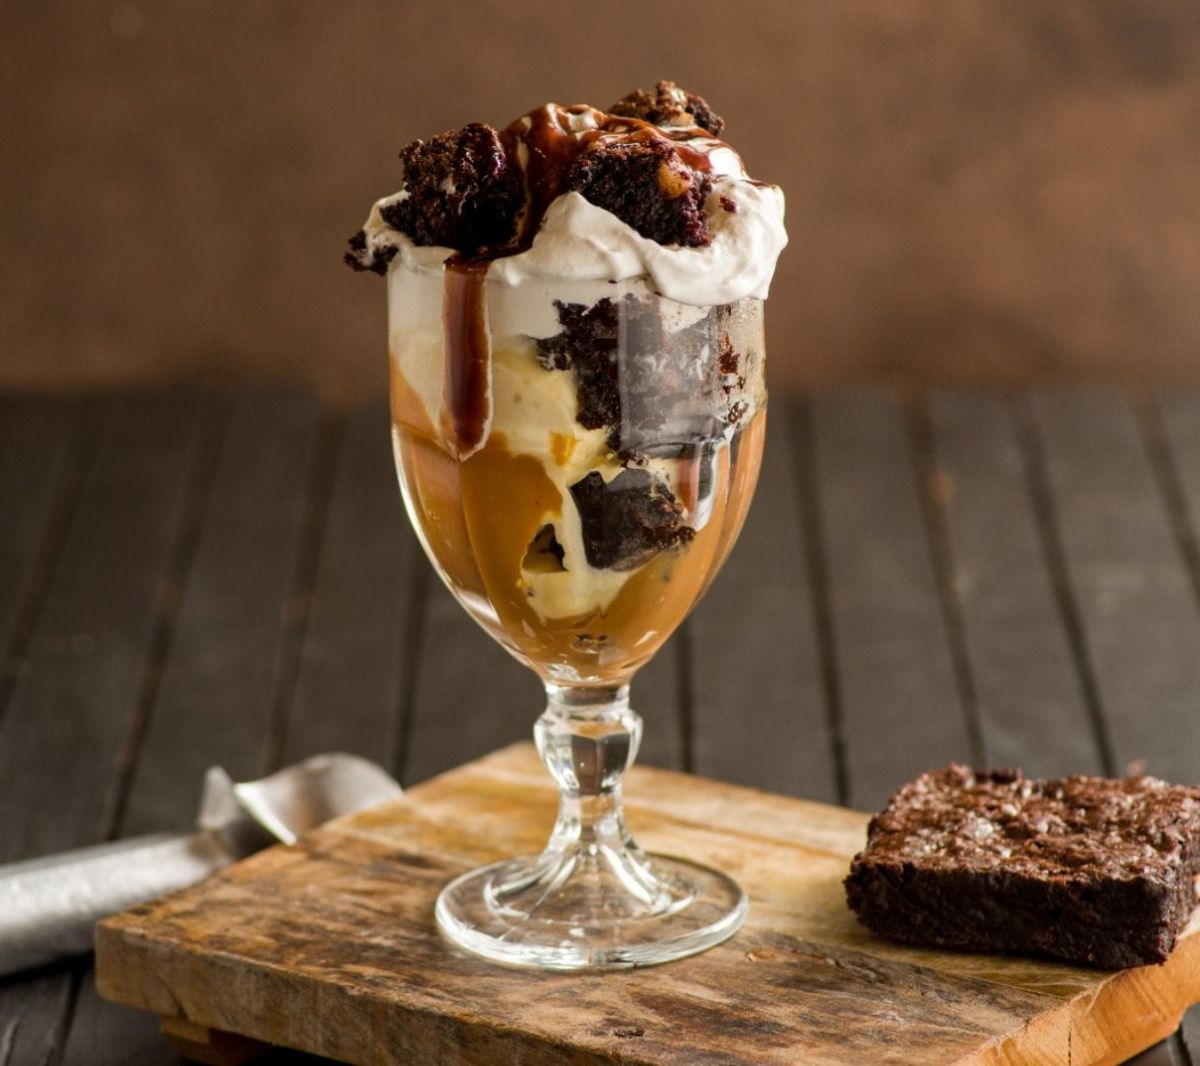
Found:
390,366 -> 489,605
392,377 -> 766,683
455,433 -> 731,681
548,431 -> 576,466
504,104 -> 726,251
674,449 -> 704,515
696,409 -> 766,603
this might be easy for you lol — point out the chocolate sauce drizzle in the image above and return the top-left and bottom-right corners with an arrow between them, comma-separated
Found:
442,257 -> 491,454
503,105 -> 721,251
441,104 -> 729,456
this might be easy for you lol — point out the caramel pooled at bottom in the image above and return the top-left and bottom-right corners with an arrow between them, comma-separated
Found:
391,366 -> 765,684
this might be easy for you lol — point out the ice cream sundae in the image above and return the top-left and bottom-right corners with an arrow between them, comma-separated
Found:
348,82 -> 787,971
347,82 -> 786,687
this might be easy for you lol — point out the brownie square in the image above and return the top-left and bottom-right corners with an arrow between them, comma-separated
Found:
382,123 -> 524,251
561,137 -> 713,249
844,765 -> 1200,969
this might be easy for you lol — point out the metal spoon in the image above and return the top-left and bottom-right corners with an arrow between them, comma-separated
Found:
0,753 -> 402,977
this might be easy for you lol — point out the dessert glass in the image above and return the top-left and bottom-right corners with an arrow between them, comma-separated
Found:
389,260 -> 766,969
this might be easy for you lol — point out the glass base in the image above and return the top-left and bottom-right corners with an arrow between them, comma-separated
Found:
435,851 -> 748,971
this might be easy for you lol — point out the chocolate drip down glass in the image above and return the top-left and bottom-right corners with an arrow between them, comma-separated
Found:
390,260 -> 766,969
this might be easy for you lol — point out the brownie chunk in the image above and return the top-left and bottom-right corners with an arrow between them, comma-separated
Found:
345,88 -> 732,265
569,469 -> 694,571
563,137 -> 713,248
844,765 -> 1200,969
609,80 -> 726,136
378,123 -> 523,251
535,296 -> 749,458
536,298 -> 622,434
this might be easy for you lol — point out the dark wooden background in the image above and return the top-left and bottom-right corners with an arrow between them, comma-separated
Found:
3,1 -> 1200,400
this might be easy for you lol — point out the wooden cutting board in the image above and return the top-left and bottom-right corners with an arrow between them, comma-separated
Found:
96,743 -> 1200,1065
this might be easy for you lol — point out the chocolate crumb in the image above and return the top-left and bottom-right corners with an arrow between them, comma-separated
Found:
344,230 -> 396,275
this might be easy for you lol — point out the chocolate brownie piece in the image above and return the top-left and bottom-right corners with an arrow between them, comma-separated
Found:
378,123 -> 523,251
535,295 -> 748,458
569,468 -> 694,571
345,87 -> 730,264
844,765 -> 1200,969
562,137 -> 713,248
536,298 -> 623,434
609,80 -> 725,136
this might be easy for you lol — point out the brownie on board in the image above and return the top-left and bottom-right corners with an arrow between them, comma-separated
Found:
844,765 -> 1200,969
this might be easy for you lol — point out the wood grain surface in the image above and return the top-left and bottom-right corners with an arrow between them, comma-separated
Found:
4,386 -> 1200,1064
0,394 -> 207,1066
810,389 -> 974,809
923,390 -> 1104,776
95,742 -> 1200,1066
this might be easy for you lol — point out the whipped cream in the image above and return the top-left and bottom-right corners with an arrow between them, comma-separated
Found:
364,178 -> 785,307
358,97 -> 786,306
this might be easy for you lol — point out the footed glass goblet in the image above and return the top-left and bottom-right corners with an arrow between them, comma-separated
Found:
389,259 -> 766,969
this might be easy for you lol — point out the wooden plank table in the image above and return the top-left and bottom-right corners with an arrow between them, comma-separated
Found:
1,385 -> 1198,1065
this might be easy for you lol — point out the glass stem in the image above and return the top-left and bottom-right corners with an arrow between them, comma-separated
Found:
533,682 -> 659,896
